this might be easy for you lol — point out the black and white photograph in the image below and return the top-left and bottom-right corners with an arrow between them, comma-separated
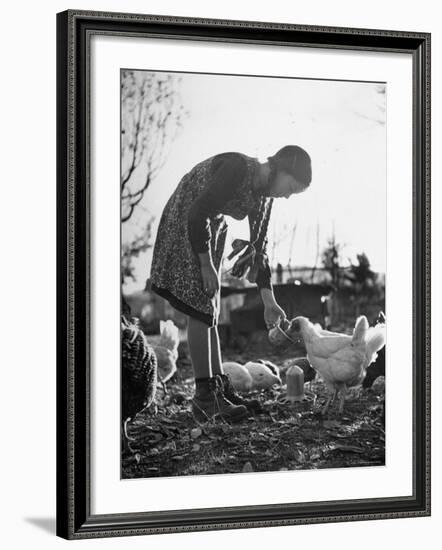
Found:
51,5 -> 431,541
121,68 -> 387,479
0,0 -> 437,544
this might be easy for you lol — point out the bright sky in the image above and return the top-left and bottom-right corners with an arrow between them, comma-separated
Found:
123,71 -> 386,293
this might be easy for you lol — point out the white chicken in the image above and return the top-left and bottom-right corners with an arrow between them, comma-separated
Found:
148,320 -> 180,385
287,315 -> 385,414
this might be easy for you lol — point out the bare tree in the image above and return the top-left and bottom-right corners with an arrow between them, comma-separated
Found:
345,252 -> 376,316
121,70 -> 187,222
310,222 -> 320,283
286,221 -> 298,279
122,218 -> 154,283
321,232 -> 343,289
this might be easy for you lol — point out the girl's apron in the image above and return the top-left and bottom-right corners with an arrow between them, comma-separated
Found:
150,153 -> 265,327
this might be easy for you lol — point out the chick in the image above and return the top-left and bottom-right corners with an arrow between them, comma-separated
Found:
244,361 -> 282,390
148,320 -> 180,386
256,359 -> 280,377
222,362 -> 253,392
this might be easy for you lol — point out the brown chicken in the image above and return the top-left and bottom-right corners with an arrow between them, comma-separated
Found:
121,316 -> 157,453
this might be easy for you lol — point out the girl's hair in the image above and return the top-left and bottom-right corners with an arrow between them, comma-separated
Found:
267,145 -> 312,187
250,197 -> 273,255
231,197 -> 273,282
244,197 -> 273,283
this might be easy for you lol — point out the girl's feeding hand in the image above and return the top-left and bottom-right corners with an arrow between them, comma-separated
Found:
198,252 -> 220,298
264,302 -> 287,330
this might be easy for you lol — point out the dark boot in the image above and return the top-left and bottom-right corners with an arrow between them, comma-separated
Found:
191,376 -> 248,423
219,373 -> 263,414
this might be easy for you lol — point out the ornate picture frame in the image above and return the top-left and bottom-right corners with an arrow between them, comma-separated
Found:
56,9 -> 430,539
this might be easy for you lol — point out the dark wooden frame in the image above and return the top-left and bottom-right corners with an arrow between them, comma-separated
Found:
56,9 -> 431,540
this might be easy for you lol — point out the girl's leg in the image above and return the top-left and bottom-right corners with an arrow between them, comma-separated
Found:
188,316 -> 247,422
209,326 -> 223,376
187,316 -> 212,379
211,326 -> 263,415
209,283 -> 224,376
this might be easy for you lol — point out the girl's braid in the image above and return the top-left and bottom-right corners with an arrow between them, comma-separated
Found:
250,197 -> 274,257
230,196 -> 273,281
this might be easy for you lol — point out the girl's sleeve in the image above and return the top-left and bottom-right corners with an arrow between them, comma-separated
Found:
187,153 -> 248,254
248,201 -> 273,291
256,261 -> 273,290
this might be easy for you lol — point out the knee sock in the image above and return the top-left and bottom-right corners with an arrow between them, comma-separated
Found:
187,316 -> 212,380
210,326 -> 223,376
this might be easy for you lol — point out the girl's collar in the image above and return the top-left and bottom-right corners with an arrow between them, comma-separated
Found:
251,158 -> 267,197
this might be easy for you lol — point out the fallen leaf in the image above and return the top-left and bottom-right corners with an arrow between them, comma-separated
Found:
330,443 -> 365,454
294,450 -> 306,463
323,420 -> 341,429
242,462 -> 254,473
190,427 -> 202,439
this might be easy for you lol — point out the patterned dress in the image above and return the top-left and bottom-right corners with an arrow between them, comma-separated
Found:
150,152 -> 271,327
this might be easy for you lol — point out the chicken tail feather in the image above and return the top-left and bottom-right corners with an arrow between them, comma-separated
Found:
366,323 -> 386,355
352,315 -> 369,345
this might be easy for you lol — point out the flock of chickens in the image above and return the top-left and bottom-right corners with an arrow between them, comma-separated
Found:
121,312 -> 386,451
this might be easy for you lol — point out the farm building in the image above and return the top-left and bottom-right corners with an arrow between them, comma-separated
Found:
218,281 -> 333,347
124,271 -> 382,345
124,277 -> 333,335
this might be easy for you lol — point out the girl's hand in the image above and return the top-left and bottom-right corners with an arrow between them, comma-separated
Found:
264,302 -> 287,330
199,261 -> 220,298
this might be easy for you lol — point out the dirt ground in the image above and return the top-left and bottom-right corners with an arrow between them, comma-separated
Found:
122,345 -> 385,479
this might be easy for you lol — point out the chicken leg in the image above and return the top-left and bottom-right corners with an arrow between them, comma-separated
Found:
122,418 -> 138,455
322,389 -> 337,415
338,384 -> 348,414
